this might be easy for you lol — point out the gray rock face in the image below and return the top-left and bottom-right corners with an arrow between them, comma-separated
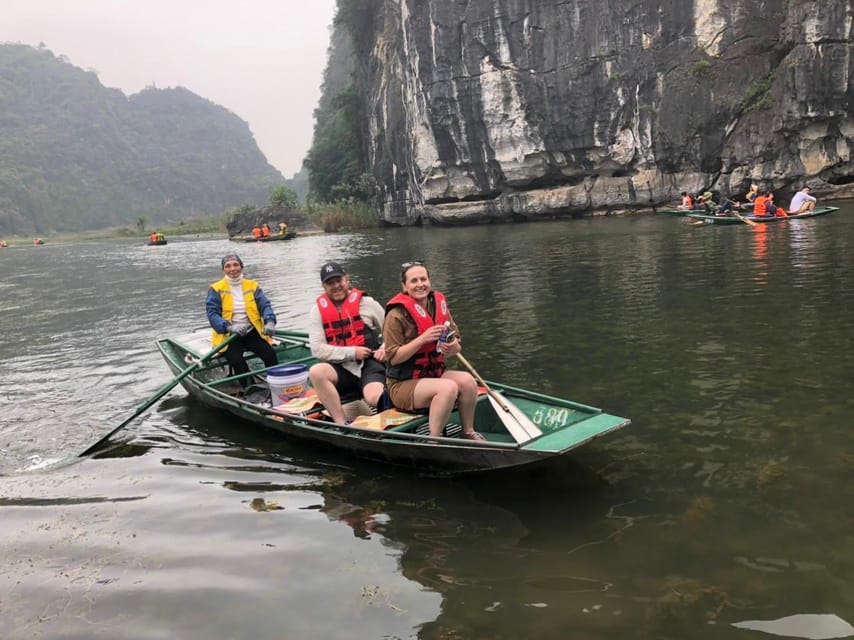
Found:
350,0 -> 853,224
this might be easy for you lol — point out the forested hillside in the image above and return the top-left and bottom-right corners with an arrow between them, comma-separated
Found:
0,44 -> 283,235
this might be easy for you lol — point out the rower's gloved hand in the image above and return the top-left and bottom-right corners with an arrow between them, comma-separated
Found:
262,321 -> 276,336
230,323 -> 252,335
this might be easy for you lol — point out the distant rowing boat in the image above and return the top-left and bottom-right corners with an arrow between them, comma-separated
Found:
686,206 -> 839,225
229,232 -> 296,243
657,203 -> 754,216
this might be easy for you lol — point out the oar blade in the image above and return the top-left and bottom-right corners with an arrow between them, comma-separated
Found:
487,393 -> 542,443
500,395 -> 543,439
79,333 -> 238,457
734,211 -> 757,226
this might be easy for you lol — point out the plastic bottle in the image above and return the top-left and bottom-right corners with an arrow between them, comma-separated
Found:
436,321 -> 452,352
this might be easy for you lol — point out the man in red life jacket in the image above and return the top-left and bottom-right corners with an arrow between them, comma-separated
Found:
308,262 -> 387,424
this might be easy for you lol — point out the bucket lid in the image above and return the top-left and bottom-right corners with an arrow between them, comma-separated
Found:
268,364 -> 308,376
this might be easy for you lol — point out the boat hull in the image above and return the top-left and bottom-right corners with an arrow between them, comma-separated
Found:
156,329 -> 630,475
229,233 -> 295,243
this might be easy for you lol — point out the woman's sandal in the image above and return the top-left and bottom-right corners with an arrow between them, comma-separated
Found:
461,431 -> 486,441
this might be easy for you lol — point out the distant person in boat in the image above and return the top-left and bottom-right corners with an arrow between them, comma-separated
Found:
149,231 -> 158,243
692,196 -> 712,213
745,183 -> 760,203
788,186 -> 817,214
308,262 -> 387,424
206,253 -> 278,387
261,223 -> 270,238
382,261 -> 482,441
677,192 -> 694,209
252,225 -> 262,239
714,197 -> 741,216
768,193 -> 786,217
278,222 -> 288,236
752,191 -> 785,217
700,191 -> 718,208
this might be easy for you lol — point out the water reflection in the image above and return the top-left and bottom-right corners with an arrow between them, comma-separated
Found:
3,207 -> 854,638
751,224 -> 770,285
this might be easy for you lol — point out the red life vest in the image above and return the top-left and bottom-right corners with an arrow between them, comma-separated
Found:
317,288 -> 377,348
385,291 -> 451,379
753,195 -> 770,215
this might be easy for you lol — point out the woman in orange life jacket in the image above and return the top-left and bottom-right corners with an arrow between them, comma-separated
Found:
752,192 -> 770,216
382,261 -> 482,440
754,191 -> 785,217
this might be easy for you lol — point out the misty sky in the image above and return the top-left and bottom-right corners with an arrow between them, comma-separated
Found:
1,0 -> 337,177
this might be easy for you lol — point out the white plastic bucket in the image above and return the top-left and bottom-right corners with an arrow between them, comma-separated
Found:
267,364 -> 309,404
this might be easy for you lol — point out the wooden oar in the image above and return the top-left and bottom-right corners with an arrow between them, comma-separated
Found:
455,354 -> 542,443
79,332 -> 240,456
733,210 -> 758,227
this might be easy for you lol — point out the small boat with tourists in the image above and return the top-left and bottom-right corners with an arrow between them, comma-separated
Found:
147,232 -> 167,246
685,205 -> 839,225
155,328 -> 630,475
229,232 -> 295,243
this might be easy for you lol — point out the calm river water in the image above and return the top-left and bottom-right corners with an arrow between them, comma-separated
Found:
1,205 -> 853,639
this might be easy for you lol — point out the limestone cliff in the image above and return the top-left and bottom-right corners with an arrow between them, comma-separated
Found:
340,0 -> 853,224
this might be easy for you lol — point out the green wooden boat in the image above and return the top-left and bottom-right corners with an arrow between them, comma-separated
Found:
156,328 -> 630,475
656,207 -> 695,216
229,232 -> 296,243
686,206 -> 839,225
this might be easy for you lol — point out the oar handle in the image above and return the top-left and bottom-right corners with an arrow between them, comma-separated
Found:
80,332 -> 239,456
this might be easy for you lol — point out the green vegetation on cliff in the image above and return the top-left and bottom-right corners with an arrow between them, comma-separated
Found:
0,43 -> 283,235
303,2 -> 378,208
